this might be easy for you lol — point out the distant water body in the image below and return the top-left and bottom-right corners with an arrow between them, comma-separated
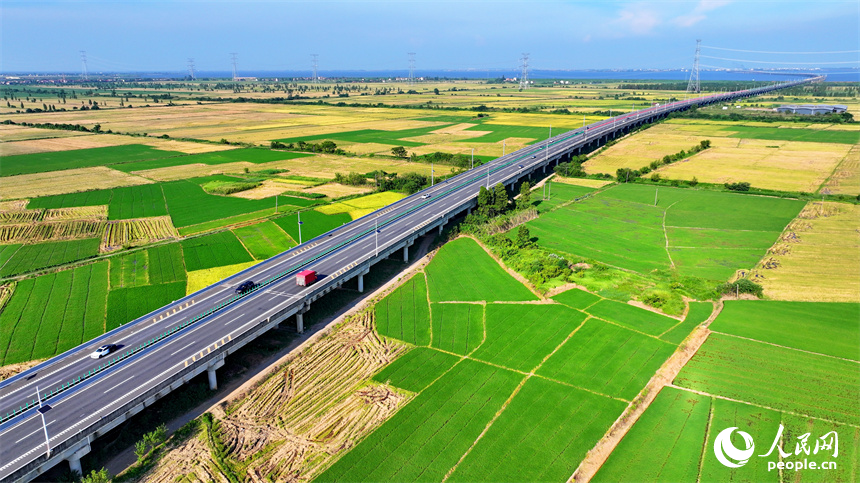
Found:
181,69 -> 858,82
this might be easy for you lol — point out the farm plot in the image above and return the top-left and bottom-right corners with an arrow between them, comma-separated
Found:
699,398 -> 783,483
112,147 -> 313,172
180,231 -> 253,271
316,358 -> 522,483
532,182 -> 597,213
551,287 -> 601,310
780,413 -> 860,483
471,304 -> 586,373
43,206 -> 107,221
674,333 -> 860,425
374,273 -> 430,346
161,180 -> 279,228
317,191 -> 406,220
106,282 -> 186,331
185,261 -> 257,295
147,243 -> 186,284
273,209 -> 352,244
0,220 -> 105,244
0,145 -> 182,177
526,184 -> 804,280
449,377 -> 625,483
592,387 -> 711,483
372,347 -> 460,392
538,318 -> 677,400
821,144 -> 860,196
0,262 -> 108,365
425,237 -> 537,302
0,238 -> 101,277
660,301 -> 712,344
109,250 -> 149,289
754,202 -> 860,302
232,221 -> 296,260
710,301 -> 859,361
101,216 -> 178,251
27,189 -> 113,209
106,184 -> 167,219
0,244 -> 21,272
586,299 -> 677,336
430,303 -> 483,355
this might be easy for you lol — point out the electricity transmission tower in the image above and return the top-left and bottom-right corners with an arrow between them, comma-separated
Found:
519,53 -> 530,90
187,58 -> 195,80
230,53 -> 239,81
311,54 -> 319,84
79,51 -> 88,81
408,52 -> 416,86
686,39 -> 701,94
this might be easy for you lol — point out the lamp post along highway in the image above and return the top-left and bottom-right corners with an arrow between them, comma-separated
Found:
297,212 -> 303,245
375,216 -> 379,257
471,148 -> 474,169
36,386 -> 51,457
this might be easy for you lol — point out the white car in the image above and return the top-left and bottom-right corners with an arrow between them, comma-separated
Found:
421,194 -> 430,199
90,344 -> 116,359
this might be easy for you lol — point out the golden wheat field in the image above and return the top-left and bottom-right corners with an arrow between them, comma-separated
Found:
0,166 -> 154,200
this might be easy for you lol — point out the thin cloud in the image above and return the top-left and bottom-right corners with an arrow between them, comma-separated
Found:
673,0 -> 732,27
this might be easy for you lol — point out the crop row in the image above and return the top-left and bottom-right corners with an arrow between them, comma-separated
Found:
0,238 -> 101,278
0,220 -> 105,244
101,216 -> 179,251
374,273 -> 430,346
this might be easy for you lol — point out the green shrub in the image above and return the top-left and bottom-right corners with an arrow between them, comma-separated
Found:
716,279 -> 763,298
201,180 -> 261,195
281,190 -> 325,199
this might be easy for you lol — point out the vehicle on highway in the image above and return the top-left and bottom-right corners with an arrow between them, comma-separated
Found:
421,194 -> 431,199
90,344 -> 117,359
235,280 -> 256,294
532,155 -> 536,159
518,164 -> 524,169
296,269 -> 317,286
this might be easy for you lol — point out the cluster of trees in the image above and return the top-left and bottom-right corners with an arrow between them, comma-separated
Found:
553,155 -> 589,178
333,172 -> 367,186
676,109 -> 854,124
724,181 -> 751,192
617,140 -> 712,182
270,139 -> 345,155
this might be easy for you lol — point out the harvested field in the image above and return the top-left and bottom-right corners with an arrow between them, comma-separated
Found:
303,183 -> 375,198
136,312 -> 409,483
43,205 -> 107,221
0,210 -> 43,224
228,180 -> 294,200
0,220 -> 105,244
821,144 -> 860,195
0,166 -> 154,200
0,133 -> 141,156
0,125 -> 92,143
0,200 -> 28,212
753,202 -> 860,302
101,216 -> 179,252
553,177 -> 614,189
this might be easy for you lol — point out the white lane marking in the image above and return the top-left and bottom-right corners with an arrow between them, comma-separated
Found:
225,315 -> 243,325
105,376 -> 136,394
169,341 -> 197,357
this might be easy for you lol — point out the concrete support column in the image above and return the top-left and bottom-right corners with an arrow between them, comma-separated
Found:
358,273 -> 364,293
207,367 -> 218,390
403,245 -> 409,262
67,456 -> 83,475
296,312 -> 304,334
438,223 -> 444,235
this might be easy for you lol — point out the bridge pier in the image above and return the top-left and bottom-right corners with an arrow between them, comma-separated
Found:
403,245 -> 409,262
296,310 -> 305,334
207,358 -> 225,390
67,444 -> 90,476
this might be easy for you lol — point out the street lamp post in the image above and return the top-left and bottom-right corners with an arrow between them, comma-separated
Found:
36,386 -> 51,457
375,216 -> 379,257
471,148 -> 474,169
297,212 -> 303,245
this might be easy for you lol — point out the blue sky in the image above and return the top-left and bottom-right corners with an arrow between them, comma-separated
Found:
1,0 -> 858,73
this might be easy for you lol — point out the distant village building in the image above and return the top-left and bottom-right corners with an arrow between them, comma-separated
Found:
776,104 -> 847,115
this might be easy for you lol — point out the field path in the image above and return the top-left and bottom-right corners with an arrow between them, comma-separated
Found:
570,300 -> 723,482
662,201 -> 680,269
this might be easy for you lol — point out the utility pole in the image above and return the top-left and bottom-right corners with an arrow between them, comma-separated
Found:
502,140 -> 506,156
471,148 -> 474,169
519,53 -> 530,90
230,53 -> 239,82
79,51 -> 88,81
685,39 -> 701,95
297,211 -> 303,244
431,162 -> 434,186
654,188 -> 659,206
311,54 -> 319,84
408,52 -> 416,86
375,216 -> 379,256
187,58 -> 195,80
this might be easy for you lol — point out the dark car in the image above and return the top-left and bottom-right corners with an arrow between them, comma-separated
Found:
235,280 -> 256,294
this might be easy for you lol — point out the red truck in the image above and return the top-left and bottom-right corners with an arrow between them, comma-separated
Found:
296,269 -> 317,286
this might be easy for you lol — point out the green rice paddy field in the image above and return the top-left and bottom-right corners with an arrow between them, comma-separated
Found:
526,183 -> 806,280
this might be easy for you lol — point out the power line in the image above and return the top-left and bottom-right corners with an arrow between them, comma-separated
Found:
408,52 -> 416,86
230,52 -> 238,81
311,54 -> 319,84
79,51 -> 88,81
702,46 -> 860,55
686,39 -> 701,94
701,55 -> 859,65
519,53 -> 529,90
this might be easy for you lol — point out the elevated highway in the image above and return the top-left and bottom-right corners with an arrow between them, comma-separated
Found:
0,75 -> 821,482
